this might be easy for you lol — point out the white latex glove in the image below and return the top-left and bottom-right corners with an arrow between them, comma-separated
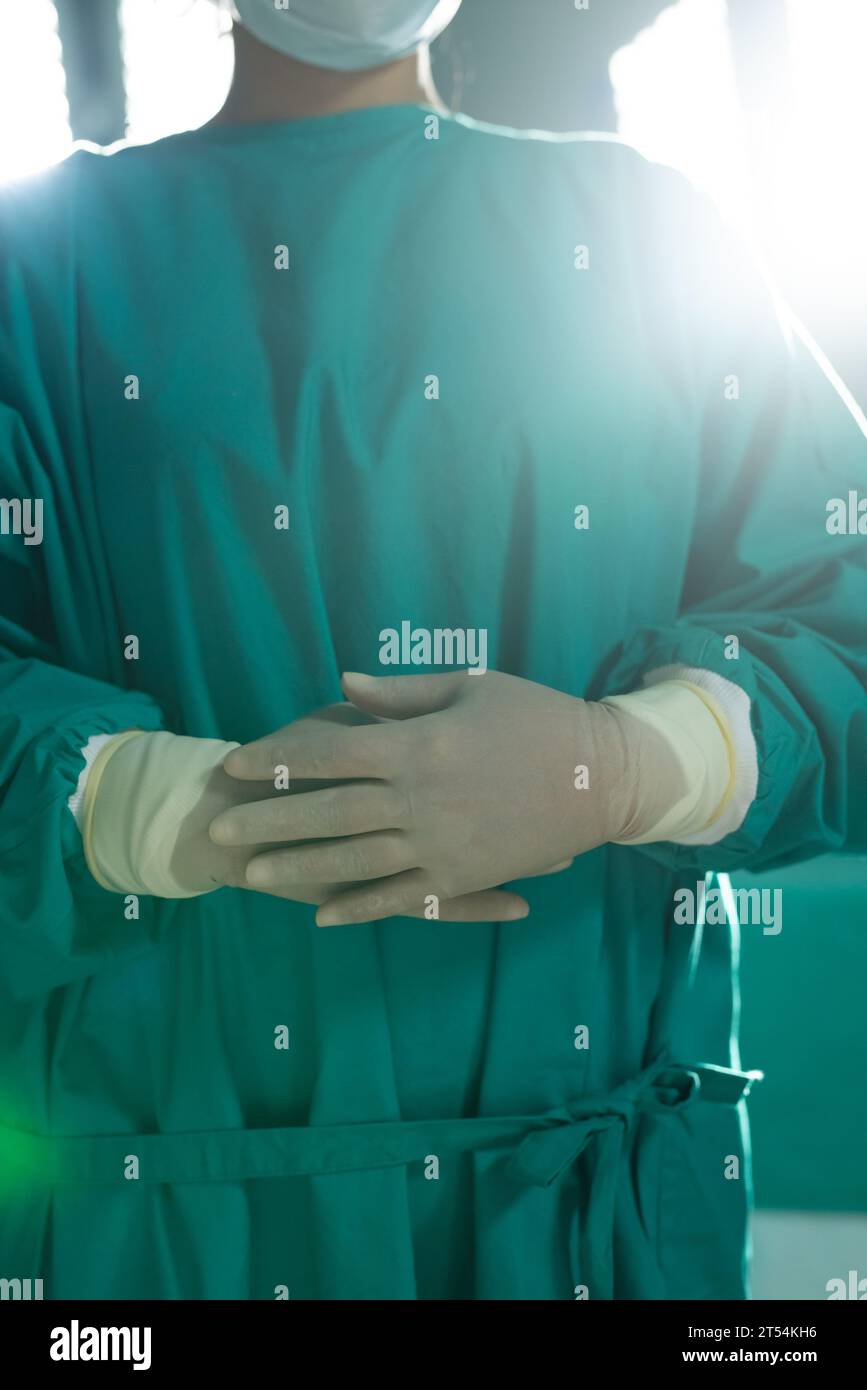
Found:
83,703 -> 539,922
214,669 -> 709,926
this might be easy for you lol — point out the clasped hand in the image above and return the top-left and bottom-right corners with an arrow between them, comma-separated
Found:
208,670 -> 644,927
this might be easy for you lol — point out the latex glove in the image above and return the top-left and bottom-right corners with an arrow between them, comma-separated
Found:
215,669 -> 693,926
86,703 -> 534,922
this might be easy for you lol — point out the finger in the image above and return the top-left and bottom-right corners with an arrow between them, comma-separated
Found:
225,873 -> 334,905
432,890 -> 530,922
340,670 -> 468,720
304,703 -> 384,729
244,831 -> 413,890
523,858 -> 574,878
223,721 -> 387,782
315,871 -> 529,928
232,872 -> 528,923
210,783 -> 403,847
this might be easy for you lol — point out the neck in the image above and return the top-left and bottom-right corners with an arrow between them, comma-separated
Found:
210,24 -> 444,126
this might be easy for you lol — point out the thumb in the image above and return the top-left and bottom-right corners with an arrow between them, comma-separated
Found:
341,670 -> 467,719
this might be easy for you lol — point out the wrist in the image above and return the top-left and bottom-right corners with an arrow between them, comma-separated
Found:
599,681 -> 735,845
85,730 -> 242,897
559,699 -> 639,852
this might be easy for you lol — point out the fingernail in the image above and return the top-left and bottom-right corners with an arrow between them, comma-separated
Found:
316,908 -> 345,927
209,815 -> 233,844
246,860 -> 273,889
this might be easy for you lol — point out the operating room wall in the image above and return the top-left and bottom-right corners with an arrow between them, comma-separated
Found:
736,857 -> 867,1296
4,0 -> 866,1297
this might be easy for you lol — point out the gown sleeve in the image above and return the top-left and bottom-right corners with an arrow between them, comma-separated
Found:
598,171 -> 867,874
0,162 -> 165,999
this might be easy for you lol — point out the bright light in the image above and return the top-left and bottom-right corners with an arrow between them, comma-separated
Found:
765,0 -> 867,298
610,0 -> 867,306
0,0 -> 72,184
610,0 -> 749,227
121,0 -> 233,146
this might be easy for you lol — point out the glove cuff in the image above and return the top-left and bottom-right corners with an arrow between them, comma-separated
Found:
83,730 -> 239,897
601,680 -> 735,845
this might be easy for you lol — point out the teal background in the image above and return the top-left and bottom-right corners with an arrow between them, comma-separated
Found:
737,857 -> 867,1213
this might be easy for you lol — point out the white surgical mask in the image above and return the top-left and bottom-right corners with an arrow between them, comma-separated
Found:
230,0 -> 462,71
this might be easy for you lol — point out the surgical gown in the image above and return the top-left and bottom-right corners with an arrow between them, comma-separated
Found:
1,105 -> 865,1300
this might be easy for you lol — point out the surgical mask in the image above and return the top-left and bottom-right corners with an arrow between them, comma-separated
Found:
229,0 -> 463,71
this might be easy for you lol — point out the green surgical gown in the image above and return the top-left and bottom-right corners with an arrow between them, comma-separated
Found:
1,106 -> 865,1300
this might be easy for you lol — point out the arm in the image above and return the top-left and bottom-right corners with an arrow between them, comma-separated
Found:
0,166 -> 167,997
599,180 -> 867,873
0,383 -> 167,996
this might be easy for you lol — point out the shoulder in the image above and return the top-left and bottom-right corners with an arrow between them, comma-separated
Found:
446,112 -> 691,199
440,113 -> 720,263
0,132 -> 199,266
0,153 -> 79,259
0,144 -> 116,280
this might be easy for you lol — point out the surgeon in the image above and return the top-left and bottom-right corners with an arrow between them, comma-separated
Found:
0,0 -> 865,1301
